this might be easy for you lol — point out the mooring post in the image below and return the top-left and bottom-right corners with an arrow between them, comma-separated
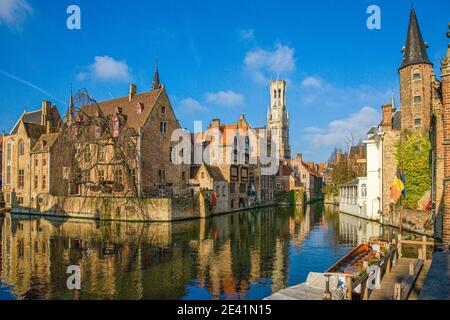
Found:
394,283 -> 402,300
323,275 -> 332,300
422,236 -> 427,260
345,276 -> 353,300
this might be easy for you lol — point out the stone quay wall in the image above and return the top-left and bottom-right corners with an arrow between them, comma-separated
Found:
11,193 -> 208,222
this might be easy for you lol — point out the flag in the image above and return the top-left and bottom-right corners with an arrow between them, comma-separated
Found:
390,171 -> 405,202
401,169 -> 407,197
425,195 -> 432,212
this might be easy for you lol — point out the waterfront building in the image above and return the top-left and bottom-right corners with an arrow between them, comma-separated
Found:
276,161 -> 303,192
338,177 -> 368,219
289,153 -> 323,201
1,102 -> 61,208
190,162 -> 229,213
69,68 -> 190,198
191,115 -> 276,212
350,8 -> 449,238
441,24 -> 450,248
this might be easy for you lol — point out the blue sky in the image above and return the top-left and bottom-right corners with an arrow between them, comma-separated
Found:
0,0 -> 449,162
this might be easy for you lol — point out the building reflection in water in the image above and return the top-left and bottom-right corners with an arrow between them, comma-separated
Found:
0,205 -> 400,300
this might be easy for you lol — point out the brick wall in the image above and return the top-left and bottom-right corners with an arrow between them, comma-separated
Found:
399,64 -> 433,134
382,130 -> 401,217
139,89 -> 190,197
441,48 -> 450,248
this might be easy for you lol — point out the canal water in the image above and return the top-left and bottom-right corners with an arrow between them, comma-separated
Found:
0,204 -> 401,300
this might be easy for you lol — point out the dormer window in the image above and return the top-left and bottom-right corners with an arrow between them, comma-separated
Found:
137,102 -> 144,114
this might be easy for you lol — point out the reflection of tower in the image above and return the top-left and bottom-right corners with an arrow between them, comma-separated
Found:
267,80 -> 291,160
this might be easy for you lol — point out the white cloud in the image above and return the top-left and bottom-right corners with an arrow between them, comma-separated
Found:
0,0 -> 32,29
238,28 -> 255,41
301,76 -> 322,88
179,98 -> 209,113
205,91 -> 245,107
244,43 -> 296,83
77,56 -> 131,82
305,106 -> 380,149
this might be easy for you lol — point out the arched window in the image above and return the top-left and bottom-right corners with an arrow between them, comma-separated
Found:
18,140 -> 25,156
361,184 -> 367,197
6,140 -> 12,184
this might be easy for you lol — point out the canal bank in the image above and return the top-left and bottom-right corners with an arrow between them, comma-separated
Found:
9,193 -> 279,222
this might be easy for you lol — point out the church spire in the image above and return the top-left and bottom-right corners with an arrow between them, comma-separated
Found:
64,89 -> 75,126
151,62 -> 161,91
400,7 -> 432,70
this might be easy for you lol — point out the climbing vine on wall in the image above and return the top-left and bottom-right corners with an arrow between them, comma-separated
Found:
395,132 -> 432,209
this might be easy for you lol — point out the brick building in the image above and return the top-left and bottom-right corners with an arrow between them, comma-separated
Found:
441,26 -> 450,249
68,68 -> 190,198
364,8 -> 449,245
288,153 -> 323,201
191,115 -> 277,211
1,102 -> 61,208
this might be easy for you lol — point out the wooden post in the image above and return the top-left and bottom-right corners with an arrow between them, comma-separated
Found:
409,262 -> 415,276
386,253 -> 392,273
361,278 -> 370,300
345,276 -> 353,300
398,234 -> 402,259
394,283 -> 402,300
323,275 -> 332,300
422,236 -> 427,260
418,248 -> 424,260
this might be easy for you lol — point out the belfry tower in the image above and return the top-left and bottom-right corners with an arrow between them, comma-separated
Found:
267,80 -> 291,160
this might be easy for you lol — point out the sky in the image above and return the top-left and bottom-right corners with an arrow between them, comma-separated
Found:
0,0 -> 449,162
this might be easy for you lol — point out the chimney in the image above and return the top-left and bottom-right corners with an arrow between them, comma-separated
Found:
46,120 -> 52,134
41,101 -> 51,126
129,84 -> 136,101
296,153 -> 303,162
212,119 -> 221,128
381,104 -> 394,130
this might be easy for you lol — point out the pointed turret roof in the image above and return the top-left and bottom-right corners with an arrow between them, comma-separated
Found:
151,64 -> 161,91
400,7 -> 432,70
63,90 -> 75,125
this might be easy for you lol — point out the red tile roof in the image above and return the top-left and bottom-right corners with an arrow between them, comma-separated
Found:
79,88 -> 164,132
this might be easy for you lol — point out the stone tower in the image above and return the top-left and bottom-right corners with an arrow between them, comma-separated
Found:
399,7 -> 433,134
267,80 -> 291,160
